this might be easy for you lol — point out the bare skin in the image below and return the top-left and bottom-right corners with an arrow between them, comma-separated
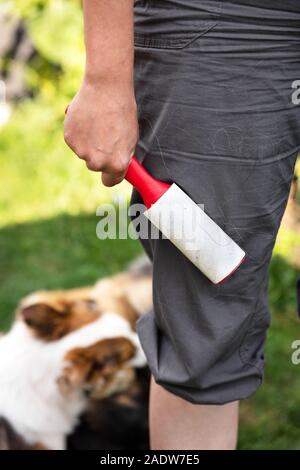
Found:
64,0 -> 138,187
65,0 -> 240,450
150,376 -> 239,450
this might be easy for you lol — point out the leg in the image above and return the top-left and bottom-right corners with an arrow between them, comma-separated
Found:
133,0 -> 300,449
149,376 -> 239,450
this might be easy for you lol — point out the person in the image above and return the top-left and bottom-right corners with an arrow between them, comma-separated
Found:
64,0 -> 300,450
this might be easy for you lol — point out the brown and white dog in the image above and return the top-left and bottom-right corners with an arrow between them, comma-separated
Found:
0,258 -> 152,450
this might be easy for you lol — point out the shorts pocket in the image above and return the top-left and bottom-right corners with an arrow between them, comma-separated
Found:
134,22 -> 219,50
134,0 -> 222,50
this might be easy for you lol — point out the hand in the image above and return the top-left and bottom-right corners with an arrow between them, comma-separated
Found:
64,79 -> 139,186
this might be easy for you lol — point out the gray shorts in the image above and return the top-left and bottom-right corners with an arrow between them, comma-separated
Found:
132,0 -> 300,404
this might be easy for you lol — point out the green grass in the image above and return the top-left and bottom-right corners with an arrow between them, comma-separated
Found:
0,99 -> 300,450
0,213 -> 142,330
239,305 -> 300,450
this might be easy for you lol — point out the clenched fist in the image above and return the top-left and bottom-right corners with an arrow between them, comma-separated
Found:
64,79 -> 139,187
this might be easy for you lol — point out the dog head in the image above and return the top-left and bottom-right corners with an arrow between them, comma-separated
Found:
17,288 -> 101,341
15,266 -> 151,403
17,269 -> 152,341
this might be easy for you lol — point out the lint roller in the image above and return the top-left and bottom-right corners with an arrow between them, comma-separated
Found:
125,157 -> 245,284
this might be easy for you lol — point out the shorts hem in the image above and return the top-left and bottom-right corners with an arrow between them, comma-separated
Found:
136,313 -> 264,406
152,375 -> 264,406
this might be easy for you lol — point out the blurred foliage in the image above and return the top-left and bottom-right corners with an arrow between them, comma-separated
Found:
12,0 -> 84,103
269,254 -> 299,313
0,97 -> 130,226
0,1 -> 130,226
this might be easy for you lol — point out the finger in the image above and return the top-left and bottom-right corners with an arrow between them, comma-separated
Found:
85,159 -> 102,171
101,171 -> 126,187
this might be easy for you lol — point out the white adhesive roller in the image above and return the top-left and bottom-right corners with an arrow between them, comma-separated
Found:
125,157 -> 245,284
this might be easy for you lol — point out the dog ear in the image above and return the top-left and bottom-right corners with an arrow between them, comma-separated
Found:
19,302 -> 69,340
58,337 -> 135,395
19,294 -> 102,341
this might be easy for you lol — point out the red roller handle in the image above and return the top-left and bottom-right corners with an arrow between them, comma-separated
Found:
64,105 -> 170,208
125,157 -> 170,208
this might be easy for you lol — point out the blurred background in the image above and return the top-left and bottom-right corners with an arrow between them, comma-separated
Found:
0,0 -> 300,450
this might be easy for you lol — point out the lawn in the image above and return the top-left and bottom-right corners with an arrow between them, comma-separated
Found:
1,99 -> 300,449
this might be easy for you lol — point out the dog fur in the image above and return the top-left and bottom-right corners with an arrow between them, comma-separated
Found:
0,258 -> 152,450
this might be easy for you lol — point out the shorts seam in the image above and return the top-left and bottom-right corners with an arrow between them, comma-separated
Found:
238,278 -> 268,371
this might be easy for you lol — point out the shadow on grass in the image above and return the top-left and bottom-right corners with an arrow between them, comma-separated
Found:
0,212 -> 142,330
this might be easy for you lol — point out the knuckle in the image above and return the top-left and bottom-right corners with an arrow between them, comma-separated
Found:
63,130 -> 72,147
74,147 -> 87,159
85,159 -> 100,171
111,160 -> 128,175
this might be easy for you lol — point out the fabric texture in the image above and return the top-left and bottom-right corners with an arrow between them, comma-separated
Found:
132,0 -> 300,404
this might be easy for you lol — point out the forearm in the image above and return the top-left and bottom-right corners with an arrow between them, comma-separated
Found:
64,0 -> 138,186
83,0 -> 134,91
